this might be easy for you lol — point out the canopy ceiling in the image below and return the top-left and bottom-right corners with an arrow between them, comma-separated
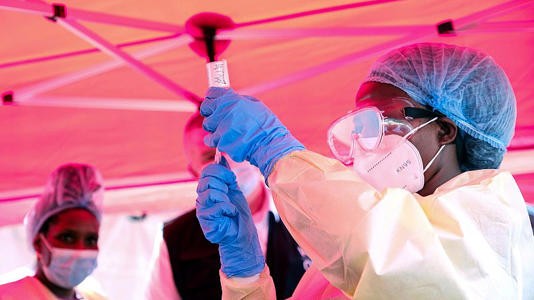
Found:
1,0 -> 534,216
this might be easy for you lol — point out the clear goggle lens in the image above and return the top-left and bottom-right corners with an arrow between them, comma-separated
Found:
327,107 -> 414,164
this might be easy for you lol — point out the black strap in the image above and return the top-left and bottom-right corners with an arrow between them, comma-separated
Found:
404,107 -> 443,119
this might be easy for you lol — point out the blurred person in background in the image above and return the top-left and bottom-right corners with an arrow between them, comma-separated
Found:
145,111 -> 309,300
0,163 -> 106,300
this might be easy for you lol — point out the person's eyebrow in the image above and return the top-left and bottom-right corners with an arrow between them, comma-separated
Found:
54,229 -> 78,236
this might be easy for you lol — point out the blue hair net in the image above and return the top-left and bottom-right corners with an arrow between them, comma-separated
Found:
24,163 -> 104,246
363,43 -> 516,171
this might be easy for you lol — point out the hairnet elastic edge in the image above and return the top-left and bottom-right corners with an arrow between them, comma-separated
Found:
28,204 -> 102,245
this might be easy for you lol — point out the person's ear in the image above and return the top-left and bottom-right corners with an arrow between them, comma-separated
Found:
436,117 -> 457,145
33,234 -> 51,266
33,235 -> 42,254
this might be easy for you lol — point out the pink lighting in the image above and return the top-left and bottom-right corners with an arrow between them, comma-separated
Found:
218,26 -> 432,39
235,0 -> 403,27
14,35 -> 194,102
1,3 -> 533,299
55,18 -> 201,102
1,0 -> 533,208
0,0 -> 183,32
239,0 -> 532,97
0,33 -> 181,69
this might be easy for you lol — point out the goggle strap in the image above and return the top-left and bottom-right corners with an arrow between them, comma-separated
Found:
404,107 -> 443,119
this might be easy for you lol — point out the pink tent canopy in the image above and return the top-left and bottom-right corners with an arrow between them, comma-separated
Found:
1,0 -> 534,225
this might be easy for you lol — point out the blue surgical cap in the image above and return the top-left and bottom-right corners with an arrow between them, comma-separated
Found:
24,163 -> 104,246
363,42 -> 516,171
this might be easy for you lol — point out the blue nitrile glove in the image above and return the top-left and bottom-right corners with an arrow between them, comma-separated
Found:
200,87 -> 305,180
196,157 -> 265,277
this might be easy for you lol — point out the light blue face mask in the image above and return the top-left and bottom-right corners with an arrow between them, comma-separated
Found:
39,235 -> 98,289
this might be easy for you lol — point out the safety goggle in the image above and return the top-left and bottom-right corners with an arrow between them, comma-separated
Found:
327,105 -> 442,165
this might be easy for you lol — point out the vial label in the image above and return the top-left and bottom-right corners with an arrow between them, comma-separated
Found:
207,60 -> 230,88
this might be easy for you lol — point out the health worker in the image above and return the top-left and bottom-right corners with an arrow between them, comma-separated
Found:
194,42 -> 534,299
0,164 -> 106,300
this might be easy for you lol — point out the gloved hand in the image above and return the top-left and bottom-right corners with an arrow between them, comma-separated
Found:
200,87 -> 305,180
196,157 -> 265,277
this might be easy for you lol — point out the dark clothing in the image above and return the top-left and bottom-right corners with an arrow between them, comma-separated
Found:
163,210 -> 307,300
163,210 -> 221,299
528,205 -> 534,233
265,212 -> 307,299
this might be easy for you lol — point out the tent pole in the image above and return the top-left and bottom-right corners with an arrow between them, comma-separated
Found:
0,33 -> 181,69
235,0 -> 402,27
6,0 -> 532,107
459,20 -> 534,34
218,25 -> 432,39
238,32 -> 434,96
14,35 -> 193,102
58,18 -> 200,102
3,1 -> 531,68
16,96 -> 198,112
56,18 -> 200,102
0,0 -> 182,32
1,24 -> 433,70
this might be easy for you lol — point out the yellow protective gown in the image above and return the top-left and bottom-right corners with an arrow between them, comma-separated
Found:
220,150 -> 534,300
0,276 -> 107,300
